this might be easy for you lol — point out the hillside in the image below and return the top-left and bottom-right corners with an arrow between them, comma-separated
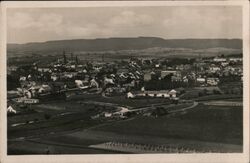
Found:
8,37 -> 242,54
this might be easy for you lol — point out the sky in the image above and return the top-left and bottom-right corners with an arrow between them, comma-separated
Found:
7,6 -> 242,44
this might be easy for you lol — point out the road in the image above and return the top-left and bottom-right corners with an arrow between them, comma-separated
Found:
129,101 -> 198,114
169,101 -> 198,113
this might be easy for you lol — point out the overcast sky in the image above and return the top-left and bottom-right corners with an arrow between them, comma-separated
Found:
7,6 -> 242,44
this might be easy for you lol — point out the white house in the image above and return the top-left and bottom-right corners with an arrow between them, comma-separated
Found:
127,92 -> 135,98
38,68 -> 50,72
75,80 -> 89,89
7,105 -> 17,114
209,67 -> 221,72
155,92 -> 170,98
90,78 -> 99,88
75,80 -> 83,87
221,62 -> 229,67
169,89 -> 177,98
104,112 -> 112,118
196,78 -> 206,83
23,98 -> 39,104
104,77 -> 115,85
19,76 -> 27,82
127,90 -> 177,99
155,64 -> 160,68
38,85 -> 51,93
51,74 -> 58,81
229,58 -> 242,62
14,97 -> 39,104
213,57 -> 227,62
24,90 -> 32,98
64,73 -> 74,78
207,78 -> 219,86
183,76 -> 189,83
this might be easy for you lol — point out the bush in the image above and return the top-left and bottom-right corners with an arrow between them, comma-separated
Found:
198,92 -> 203,97
213,89 -> 221,95
44,113 -> 51,120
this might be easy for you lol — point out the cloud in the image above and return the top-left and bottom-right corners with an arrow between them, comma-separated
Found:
8,11 -> 115,39
108,10 -> 154,27
8,12 -> 40,29
64,23 -> 100,37
7,7 -> 242,43
53,10 -> 154,39
162,7 -> 242,39
38,14 -> 63,33
8,12 -> 63,34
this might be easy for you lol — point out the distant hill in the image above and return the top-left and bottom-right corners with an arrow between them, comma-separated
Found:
8,37 -> 242,54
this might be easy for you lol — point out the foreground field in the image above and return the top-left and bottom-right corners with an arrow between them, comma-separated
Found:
7,99 -> 243,154
89,104 -> 242,145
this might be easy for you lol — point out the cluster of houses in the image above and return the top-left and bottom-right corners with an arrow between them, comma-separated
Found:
91,106 -> 130,120
7,53 -> 242,110
141,56 -> 242,87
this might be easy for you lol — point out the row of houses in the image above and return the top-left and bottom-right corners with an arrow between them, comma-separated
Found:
196,77 -> 220,86
213,57 -> 242,63
127,89 -> 177,99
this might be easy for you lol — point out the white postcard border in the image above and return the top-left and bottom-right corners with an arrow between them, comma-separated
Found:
0,1 -> 249,163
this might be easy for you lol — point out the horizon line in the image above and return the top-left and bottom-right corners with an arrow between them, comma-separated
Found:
7,36 -> 243,45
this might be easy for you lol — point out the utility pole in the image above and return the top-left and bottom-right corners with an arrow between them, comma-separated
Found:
75,55 -> 78,65
71,53 -> 73,62
63,50 -> 67,64
102,53 -> 104,62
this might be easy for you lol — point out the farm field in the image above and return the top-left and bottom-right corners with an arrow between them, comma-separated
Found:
7,97 -> 243,154
8,140 -> 124,154
23,103 -> 242,154
80,104 -> 243,152
7,101 -> 103,139
67,94 -> 171,108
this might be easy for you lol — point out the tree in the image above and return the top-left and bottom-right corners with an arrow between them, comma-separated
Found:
203,89 -> 208,95
198,92 -> 203,97
213,89 -> 221,95
7,74 -> 20,90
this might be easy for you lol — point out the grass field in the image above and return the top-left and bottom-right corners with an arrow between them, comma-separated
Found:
8,140 -> 123,154
66,94 -> 171,108
90,104 -> 242,146
8,97 -> 243,154
92,96 -> 171,108
195,95 -> 242,101
7,101 -> 103,139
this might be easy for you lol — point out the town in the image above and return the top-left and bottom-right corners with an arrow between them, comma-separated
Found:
7,51 -> 243,154
7,51 -> 242,101
7,51 -> 243,118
